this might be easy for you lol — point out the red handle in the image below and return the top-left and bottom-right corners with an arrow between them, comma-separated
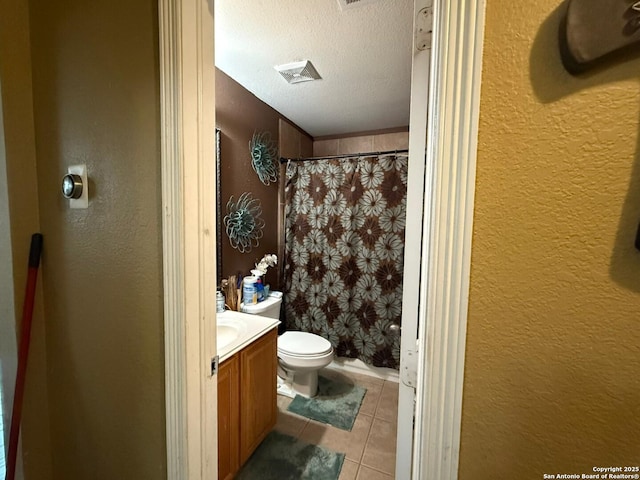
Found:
6,233 -> 42,480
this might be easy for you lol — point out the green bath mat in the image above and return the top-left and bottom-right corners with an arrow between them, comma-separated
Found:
235,430 -> 345,480
287,375 -> 367,431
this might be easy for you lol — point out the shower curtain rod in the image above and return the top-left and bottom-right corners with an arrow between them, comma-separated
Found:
279,148 -> 409,163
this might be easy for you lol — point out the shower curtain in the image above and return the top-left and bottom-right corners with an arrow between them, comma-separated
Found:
283,154 -> 407,369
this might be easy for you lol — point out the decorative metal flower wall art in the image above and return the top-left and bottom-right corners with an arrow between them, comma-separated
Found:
250,131 -> 279,185
224,192 -> 265,253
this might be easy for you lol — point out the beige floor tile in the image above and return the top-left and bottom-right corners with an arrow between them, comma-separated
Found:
320,366 -> 385,389
338,459 -> 359,480
275,410 -> 308,438
277,393 -> 293,410
320,368 -> 384,417
337,370 -> 385,391
275,394 -> 308,438
358,381 -> 383,417
360,418 -> 397,475
356,465 -> 394,480
280,368 -> 399,477
298,412 -> 373,462
374,380 -> 399,422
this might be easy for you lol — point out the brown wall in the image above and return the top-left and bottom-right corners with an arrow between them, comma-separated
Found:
26,0 -> 166,478
459,1 -> 640,477
216,69 -> 312,291
278,119 -> 313,288
280,119 -> 314,160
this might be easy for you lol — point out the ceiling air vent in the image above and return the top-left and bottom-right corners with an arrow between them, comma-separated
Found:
274,60 -> 321,84
336,0 -> 381,11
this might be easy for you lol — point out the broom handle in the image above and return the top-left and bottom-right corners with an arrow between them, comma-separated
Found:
6,233 -> 43,480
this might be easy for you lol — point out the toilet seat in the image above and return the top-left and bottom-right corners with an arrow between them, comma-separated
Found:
277,331 -> 332,357
279,351 -> 331,359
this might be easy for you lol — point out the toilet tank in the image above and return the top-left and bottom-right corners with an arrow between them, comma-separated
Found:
241,291 -> 282,319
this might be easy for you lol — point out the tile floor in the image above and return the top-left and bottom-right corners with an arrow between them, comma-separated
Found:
275,367 -> 399,480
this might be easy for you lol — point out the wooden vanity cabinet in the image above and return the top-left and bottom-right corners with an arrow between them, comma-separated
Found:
218,328 -> 278,477
239,329 -> 278,464
217,354 -> 239,480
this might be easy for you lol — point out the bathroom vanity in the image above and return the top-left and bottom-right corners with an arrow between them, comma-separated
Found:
216,311 -> 279,480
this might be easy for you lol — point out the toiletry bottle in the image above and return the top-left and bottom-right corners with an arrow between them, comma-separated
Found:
256,277 -> 264,302
242,276 -> 258,305
216,290 -> 225,313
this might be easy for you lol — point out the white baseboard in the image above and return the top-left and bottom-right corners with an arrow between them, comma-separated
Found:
325,356 -> 399,383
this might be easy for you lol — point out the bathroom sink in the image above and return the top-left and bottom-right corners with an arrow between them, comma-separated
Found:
216,310 -> 280,362
217,322 -> 241,351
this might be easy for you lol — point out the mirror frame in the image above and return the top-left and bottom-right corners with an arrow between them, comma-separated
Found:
216,127 -> 222,282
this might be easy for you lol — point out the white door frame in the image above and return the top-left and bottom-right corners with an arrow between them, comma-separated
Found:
396,0 -> 432,477
410,1 -> 486,478
159,0 -> 218,478
158,0 -> 485,478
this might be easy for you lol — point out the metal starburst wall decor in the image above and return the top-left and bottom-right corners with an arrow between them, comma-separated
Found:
223,192 -> 265,253
250,131 -> 279,185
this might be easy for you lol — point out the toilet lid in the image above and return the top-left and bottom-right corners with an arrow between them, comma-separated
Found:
278,331 -> 333,356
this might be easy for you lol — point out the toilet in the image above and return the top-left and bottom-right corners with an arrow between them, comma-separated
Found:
277,330 -> 334,398
241,291 -> 334,398
241,290 -> 284,318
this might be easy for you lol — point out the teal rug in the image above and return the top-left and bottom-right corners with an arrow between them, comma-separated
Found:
236,431 -> 345,480
287,375 -> 367,431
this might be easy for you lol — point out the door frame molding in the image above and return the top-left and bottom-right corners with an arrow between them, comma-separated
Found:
158,0 -> 485,477
412,0 -> 486,478
396,0 -> 432,477
159,0 -> 217,478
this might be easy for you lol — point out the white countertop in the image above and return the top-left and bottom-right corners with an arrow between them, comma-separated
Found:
217,310 -> 280,363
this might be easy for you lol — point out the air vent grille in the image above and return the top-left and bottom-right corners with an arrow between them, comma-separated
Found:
274,60 -> 321,84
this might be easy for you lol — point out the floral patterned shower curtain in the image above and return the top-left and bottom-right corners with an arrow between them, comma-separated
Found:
283,154 -> 407,369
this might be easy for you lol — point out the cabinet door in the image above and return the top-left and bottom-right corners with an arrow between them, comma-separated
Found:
218,355 -> 240,480
239,328 -> 277,464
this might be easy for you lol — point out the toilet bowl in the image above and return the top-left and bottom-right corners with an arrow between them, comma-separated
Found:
240,291 -> 334,398
277,331 -> 334,398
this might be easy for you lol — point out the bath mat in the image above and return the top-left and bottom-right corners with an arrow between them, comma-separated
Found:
235,430 -> 345,480
287,375 -> 367,431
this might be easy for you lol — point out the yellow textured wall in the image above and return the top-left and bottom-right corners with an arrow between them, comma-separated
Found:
460,1 -> 640,478
27,0 -> 166,478
0,0 -> 52,477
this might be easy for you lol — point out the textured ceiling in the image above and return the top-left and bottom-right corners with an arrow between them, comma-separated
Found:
215,0 -> 414,138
